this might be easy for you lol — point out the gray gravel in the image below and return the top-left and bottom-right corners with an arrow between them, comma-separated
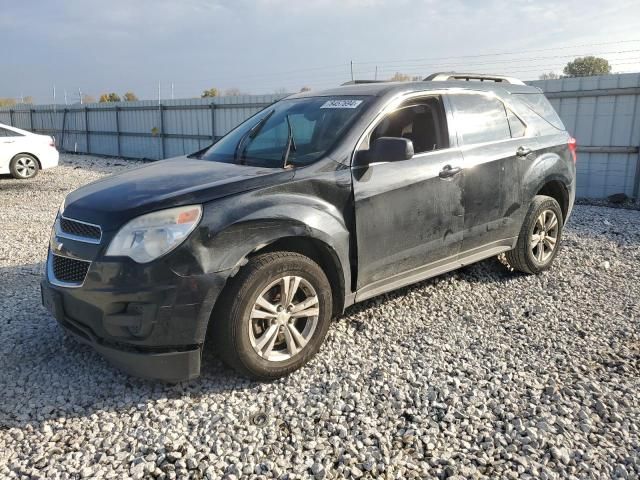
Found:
1,154 -> 639,479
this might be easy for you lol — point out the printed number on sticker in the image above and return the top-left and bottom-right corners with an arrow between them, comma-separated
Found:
320,100 -> 363,109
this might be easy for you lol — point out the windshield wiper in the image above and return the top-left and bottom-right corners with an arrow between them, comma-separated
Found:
281,114 -> 297,168
234,109 -> 275,164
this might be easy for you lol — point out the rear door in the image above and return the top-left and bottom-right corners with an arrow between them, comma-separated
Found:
352,94 -> 464,292
447,92 -> 526,253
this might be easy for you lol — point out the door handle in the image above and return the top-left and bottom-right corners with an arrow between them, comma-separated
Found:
516,146 -> 532,157
439,165 -> 462,178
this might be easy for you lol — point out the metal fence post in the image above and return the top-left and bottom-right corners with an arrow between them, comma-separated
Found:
115,106 -> 121,157
29,109 -> 34,132
8,109 -> 13,126
84,107 -> 90,154
60,109 -> 67,151
634,145 -> 640,202
158,104 -> 165,160
210,102 -> 216,141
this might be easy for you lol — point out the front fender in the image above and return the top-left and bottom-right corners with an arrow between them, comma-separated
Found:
184,192 -> 352,294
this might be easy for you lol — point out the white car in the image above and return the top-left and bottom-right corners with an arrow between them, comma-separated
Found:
0,123 -> 59,179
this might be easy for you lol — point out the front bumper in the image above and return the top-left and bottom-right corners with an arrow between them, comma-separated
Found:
41,251 -> 229,382
43,280 -> 201,381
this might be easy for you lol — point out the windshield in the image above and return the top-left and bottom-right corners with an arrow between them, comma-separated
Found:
195,96 -> 371,168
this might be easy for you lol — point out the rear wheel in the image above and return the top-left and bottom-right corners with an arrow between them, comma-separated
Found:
212,252 -> 333,380
10,154 -> 39,179
503,195 -> 563,274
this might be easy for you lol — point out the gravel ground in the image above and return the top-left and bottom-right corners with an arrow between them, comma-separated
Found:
1,154 -> 639,479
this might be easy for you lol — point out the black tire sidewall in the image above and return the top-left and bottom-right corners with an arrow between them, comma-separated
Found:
10,154 -> 39,179
224,254 -> 332,379
524,197 -> 563,273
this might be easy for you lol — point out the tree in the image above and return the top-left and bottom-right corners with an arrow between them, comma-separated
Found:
300,86 -> 311,92
563,56 -> 611,77
0,98 -> 16,107
123,91 -> 138,102
389,72 -> 414,82
82,94 -> 96,104
99,93 -> 121,103
223,88 -> 243,96
201,87 -> 219,98
22,96 -> 34,104
539,71 -> 560,80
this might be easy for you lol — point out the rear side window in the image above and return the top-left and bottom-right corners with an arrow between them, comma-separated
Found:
507,110 -> 526,137
515,93 -> 564,130
0,127 -> 24,137
449,94 -> 511,145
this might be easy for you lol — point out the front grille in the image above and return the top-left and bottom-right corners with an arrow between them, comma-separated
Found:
51,254 -> 90,284
60,217 -> 101,241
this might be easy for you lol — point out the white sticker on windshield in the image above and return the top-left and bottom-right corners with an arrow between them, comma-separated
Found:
320,99 -> 363,109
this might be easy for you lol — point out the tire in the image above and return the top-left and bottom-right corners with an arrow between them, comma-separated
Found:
10,154 -> 39,179
503,195 -> 564,274
212,251 -> 333,380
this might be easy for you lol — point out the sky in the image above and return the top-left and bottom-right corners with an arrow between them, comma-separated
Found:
2,0 -> 640,103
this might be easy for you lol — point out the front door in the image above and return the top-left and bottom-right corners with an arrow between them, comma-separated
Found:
352,95 -> 464,293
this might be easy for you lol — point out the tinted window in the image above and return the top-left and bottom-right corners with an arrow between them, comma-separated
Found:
198,96 -> 371,168
450,94 -> 511,145
507,109 -> 526,137
0,127 -> 21,137
515,93 -> 564,130
367,96 -> 449,154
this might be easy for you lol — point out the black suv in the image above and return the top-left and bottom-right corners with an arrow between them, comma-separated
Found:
41,73 -> 576,381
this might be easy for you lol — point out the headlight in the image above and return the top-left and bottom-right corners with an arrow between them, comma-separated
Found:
106,205 -> 202,263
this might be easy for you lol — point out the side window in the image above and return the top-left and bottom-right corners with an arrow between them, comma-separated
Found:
449,94 -> 511,145
507,109 -> 526,138
0,127 -> 24,137
366,96 -> 449,154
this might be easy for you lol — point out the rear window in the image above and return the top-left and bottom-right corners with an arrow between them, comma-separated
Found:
515,93 -> 564,130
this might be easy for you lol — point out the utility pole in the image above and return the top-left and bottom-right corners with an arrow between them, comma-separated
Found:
350,61 -> 354,82
78,88 -> 83,105
158,81 -> 161,105
64,89 -> 68,105
53,86 -> 56,105
374,66 -> 378,81
171,82 -> 174,100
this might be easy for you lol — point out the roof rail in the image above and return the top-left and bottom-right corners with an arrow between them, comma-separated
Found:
424,72 -> 526,85
341,80 -> 388,85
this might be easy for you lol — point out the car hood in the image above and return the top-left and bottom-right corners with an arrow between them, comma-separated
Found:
64,156 -> 294,229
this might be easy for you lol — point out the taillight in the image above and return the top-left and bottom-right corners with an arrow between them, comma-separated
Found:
568,137 -> 577,164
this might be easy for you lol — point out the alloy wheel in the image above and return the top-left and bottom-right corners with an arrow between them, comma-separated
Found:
15,157 -> 37,178
249,275 -> 320,362
530,209 -> 559,263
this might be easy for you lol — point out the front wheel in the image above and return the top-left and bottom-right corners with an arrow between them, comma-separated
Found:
503,195 -> 564,274
212,252 -> 333,380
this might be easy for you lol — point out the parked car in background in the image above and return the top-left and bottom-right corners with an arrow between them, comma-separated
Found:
41,72 -> 576,382
0,123 -> 59,179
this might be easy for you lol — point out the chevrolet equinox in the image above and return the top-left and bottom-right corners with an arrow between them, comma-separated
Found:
41,73 -> 576,381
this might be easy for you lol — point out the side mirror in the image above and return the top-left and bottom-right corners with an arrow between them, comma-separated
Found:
356,137 -> 414,166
